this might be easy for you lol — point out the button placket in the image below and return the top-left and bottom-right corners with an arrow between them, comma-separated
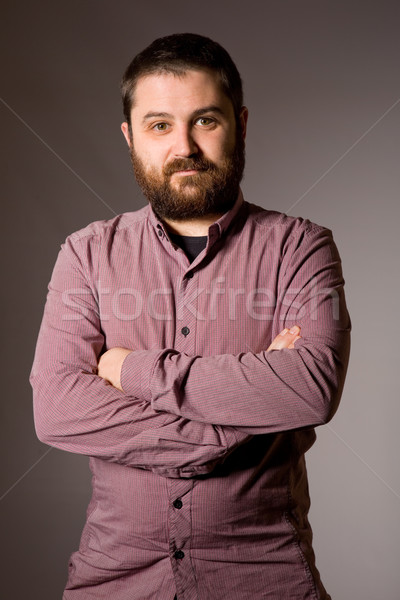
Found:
175,272 -> 198,355
167,479 -> 196,597
167,272 -> 199,595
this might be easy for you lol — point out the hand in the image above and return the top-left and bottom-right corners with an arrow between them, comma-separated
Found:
97,347 -> 133,391
267,326 -> 301,352
96,328 -> 301,392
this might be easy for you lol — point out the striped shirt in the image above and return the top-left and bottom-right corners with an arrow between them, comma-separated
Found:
30,191 -> 351,599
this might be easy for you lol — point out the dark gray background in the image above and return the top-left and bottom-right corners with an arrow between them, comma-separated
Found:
1,1 -> 399,598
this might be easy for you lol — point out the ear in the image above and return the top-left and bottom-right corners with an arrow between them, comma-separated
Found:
239,106 -> 249,140
121,122 -> 132,148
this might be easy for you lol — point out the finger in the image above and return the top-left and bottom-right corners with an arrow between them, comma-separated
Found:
287,335 -> 301,349
267,326 -> 301,352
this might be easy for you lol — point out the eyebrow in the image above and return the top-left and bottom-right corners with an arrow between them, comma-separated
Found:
141,105 -> 226,125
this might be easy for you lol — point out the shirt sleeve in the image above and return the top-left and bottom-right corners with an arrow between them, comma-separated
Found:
30,235 -> 249,478
121,224 -> 351,434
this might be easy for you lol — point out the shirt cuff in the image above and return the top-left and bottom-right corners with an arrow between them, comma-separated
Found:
120,349 -> 161,401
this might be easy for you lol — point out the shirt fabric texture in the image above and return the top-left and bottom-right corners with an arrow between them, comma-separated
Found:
30,191 -> 351,600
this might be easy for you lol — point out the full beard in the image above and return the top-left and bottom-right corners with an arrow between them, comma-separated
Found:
129,131 -> 245,222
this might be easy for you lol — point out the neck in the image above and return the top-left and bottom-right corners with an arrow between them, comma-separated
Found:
162,214 -> 223,236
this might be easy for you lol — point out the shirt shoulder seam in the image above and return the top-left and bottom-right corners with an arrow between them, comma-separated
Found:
66,207 -> 150,244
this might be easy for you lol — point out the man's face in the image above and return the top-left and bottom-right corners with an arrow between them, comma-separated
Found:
121,69 -> 248,222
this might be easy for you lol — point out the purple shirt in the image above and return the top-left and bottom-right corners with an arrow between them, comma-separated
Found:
30,191 -> 350,599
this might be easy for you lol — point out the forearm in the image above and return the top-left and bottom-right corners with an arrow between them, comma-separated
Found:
121,333 -> 349,434
120,225 -> 351,433
31,361 -> 245,477
30,239 -> 249,477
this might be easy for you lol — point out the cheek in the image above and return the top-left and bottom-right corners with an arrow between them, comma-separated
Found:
132,133 -> 166,164
210,136 -> 235,163
148,143 -> 171,169
138,148 -> 165,174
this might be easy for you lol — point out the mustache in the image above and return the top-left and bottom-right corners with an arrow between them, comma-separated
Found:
163,157 -> 217,176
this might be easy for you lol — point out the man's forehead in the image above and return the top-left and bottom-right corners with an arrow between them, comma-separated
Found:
131,68 -> 229,114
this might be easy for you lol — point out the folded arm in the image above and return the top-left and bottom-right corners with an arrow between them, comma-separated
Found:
119,225 -> 351,434
30,237 -> 251,478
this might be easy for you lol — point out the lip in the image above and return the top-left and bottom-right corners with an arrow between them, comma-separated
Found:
173,169 -> 200,176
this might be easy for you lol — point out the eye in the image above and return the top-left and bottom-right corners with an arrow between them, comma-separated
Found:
152,122 -> 169,132
196,117 -> 215,127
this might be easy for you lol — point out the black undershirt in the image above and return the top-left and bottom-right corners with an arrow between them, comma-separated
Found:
169,232 -> 208,263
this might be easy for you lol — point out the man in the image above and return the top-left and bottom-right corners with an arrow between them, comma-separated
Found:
30,33 -> 351,600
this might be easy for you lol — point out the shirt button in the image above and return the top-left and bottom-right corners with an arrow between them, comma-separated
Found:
173,498 -> 183,509
157,229 -> 163,237
181,326 -> 190,337
174,550 -> 185,560
186,271 -> 194,279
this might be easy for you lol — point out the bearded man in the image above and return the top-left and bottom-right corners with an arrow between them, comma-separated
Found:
31,33 -> 351,600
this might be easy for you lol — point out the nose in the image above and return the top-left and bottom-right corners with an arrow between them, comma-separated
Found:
172,124 -> 198,157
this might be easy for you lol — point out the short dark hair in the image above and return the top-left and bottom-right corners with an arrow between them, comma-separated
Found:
121,33 -> 244,126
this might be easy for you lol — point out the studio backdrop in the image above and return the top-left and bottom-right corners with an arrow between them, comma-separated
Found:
1,2 -> 399,599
